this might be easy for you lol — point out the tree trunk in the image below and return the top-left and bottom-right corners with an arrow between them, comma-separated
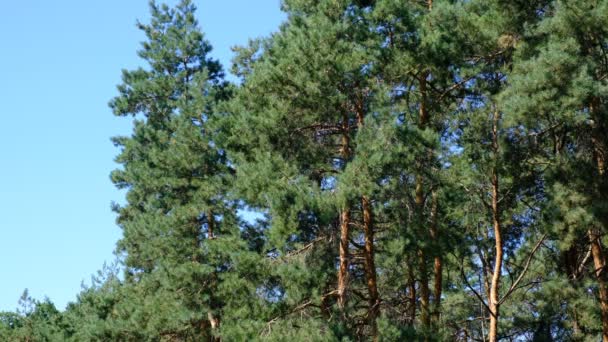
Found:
488,110 -> 502,342
338,208 -> 351,308
488,170 -> 502,342
416,72 -> 431,328
362,196 -> 379,340
206,211 -> 221,341
408,265 -> 417,325
590,97 -> 608,341
418,247 -> 431,328
589,230 -> 608,342
430,191 -> 442,324
208,312 -> 221,342
338,112 -> 351,309
355,94 -> 380,339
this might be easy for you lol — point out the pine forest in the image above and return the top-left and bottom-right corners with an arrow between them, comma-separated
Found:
4,0 -> 608,341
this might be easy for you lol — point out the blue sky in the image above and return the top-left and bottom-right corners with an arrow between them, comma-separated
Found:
0,0 -> 284,312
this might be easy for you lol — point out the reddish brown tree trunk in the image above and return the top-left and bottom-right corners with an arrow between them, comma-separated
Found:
416,72 -> 431,328
408,266 -> 417,325
338,208 -> 351,308
488,111 -> 502,342
362,196 -> 379,340
488,171 -> 502,342
590,97 -> 608,342
338,112 -> 351,309
590,229 -> 608,342
206,210 -> 221,341
355,95 -> 380,339
430,191 -> 442,324
418,246 -> 431,328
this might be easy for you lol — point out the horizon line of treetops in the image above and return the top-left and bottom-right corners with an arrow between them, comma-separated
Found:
3,0 -> 608,341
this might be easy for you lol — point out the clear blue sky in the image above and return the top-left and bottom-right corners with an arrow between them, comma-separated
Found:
0,0 -> 284,312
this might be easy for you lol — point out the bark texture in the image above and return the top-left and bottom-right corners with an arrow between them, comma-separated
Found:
590,97 -> 608,342
338,112 -> 351,309
488,110 -> 502,342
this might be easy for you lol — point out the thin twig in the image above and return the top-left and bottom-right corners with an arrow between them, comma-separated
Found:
499,234 -> 547,305
460,259 -> 494,317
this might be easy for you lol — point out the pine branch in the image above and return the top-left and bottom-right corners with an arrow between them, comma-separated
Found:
460,259 -> 494,317
574,244 -> 593,280
260,290 -> 338,337
499,234 -> 547,305
271,236 -> 329,263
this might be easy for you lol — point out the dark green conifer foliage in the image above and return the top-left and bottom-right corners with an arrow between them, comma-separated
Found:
9,1 -> 608,341
503,1 -> 608,339
222,1 -> 388,339
107,0 -> 251,340
435,1 -> 550,340
0,291 -> 66,342
365,0 -> 495,337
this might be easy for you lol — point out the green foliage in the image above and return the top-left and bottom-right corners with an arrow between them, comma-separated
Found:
8,0 -> 608,340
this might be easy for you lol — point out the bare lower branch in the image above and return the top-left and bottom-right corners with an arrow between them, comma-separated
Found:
499,234 -> 547,305
460,259 -> 494,317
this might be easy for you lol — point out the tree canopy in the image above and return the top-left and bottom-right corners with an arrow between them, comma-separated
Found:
4,0 -> 608,341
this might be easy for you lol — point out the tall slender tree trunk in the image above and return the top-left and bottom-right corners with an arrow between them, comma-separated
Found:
488,110 -> 503,342
590,97 -> 608,342
488,170 -> 502,342
338,112 -> 351,309
206,210 -> 221,342
408,265 -> 417,325
406,0 -> 434,321
362,196 -> 379,341
338,208 -> 351,308
355,97 -> 380,340
430,191 -> 442,324
590,230 -> 608,342
418,246 -> 431,327
416,72 -> 431,329
207,313 -> 221,342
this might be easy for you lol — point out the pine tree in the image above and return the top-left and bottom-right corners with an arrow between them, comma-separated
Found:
0,291 -> 66,342
503,1 -> 608,340
221,1 -> 388,339
9,1 -> 608,341
108,1 -> 247,339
